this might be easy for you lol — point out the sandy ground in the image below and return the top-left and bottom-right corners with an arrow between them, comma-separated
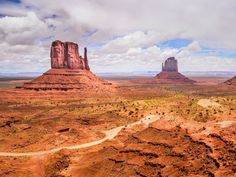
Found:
0,77 -> 235,177
197,99 -> 221,108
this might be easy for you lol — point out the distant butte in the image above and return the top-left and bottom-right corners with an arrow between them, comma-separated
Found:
23,40 -> 114,91
154,57 -> 195,84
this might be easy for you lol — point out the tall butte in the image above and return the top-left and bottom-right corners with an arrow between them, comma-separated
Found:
23,40 -> 114,91
154,57 -> 195,84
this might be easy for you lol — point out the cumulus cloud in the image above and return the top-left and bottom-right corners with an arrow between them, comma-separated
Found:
0,0 -> 235,73
89,37 -> 235,72
0,12 -> 48,45
101,31 -> 167,53
177,41 -> 201,58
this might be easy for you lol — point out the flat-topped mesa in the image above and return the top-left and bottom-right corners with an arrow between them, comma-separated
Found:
162,57 -> 178,72
50,40 -> 90,70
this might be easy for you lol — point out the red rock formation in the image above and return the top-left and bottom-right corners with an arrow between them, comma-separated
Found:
23,69 -> 114,91
84,47 -> 90,71
50,40 -> 89,70
51,40 -> 65,69
162,57 -> 178,72
23,40 -> 115,91
65,42 -> 81,69
154,57 -> 195,84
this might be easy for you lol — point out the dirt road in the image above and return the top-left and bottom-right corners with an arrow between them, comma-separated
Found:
0,115 -> 160,157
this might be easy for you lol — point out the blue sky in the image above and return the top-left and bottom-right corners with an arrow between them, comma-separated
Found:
0,0 -> 235,73
157,39 -> 193,49
0,0 -> 21,4
157,39 -> 236,59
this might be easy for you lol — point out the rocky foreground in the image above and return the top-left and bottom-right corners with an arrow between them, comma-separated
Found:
66,118 -> 236,177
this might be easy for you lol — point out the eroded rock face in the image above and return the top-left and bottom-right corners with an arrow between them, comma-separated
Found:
50,40 -> 89,70
162,57 -> 178,72
84,47 -> 90,71
154,57 -> 195,84
51,40 -> 65,69
65,42 -> 80,69
23,40 -> 115,91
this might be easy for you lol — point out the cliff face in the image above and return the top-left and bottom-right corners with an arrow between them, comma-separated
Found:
23,40 -> 115,91
84,47 -> 90,70
51,40 -> 65,69
162,57 -> 178,72
50,40 -> 90,70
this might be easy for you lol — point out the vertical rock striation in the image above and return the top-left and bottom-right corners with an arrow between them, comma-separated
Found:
84,47 -> 90,71
162,57 -> 178,72
51,40 -> 65,69
50,40 -> 89,70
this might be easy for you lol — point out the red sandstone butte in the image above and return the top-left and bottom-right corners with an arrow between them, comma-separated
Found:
50,40 -> 90,70
23,40 -> 114,91
154,57 -> 195,84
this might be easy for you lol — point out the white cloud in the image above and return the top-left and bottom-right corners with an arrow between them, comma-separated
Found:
177,41 -> 201,58
185,41 -> 201,53
101,31 -> 167,53
89,37 -> 235,72
0,0 -> 235,73
0,12 -> 48,45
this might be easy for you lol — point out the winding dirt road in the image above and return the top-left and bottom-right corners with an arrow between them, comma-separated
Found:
0,115 -> 160,157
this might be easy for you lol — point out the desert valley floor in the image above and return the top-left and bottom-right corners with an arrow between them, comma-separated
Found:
0,76 -> 235,177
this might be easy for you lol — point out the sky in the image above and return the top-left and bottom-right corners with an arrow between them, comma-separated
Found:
0,0 -> 236,73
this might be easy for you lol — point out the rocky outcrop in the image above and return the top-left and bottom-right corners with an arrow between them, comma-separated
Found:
155,57 -> 195,84
84,47 -> 90,71
23,40 -> 115,91
51,40 -> 65,69
23,69 -> 114,91
72,119 -> 236,177
50,40 -> 89,70
65,42 -> 81,69
162,57 -> 178,72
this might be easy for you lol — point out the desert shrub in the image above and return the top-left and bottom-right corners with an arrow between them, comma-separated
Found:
128,111 -> 134,115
